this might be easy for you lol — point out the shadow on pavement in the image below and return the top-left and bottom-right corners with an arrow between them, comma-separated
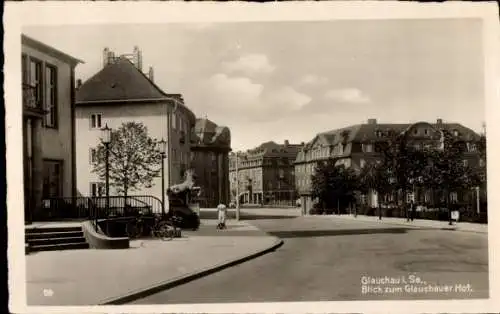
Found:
268,227 -> 410,238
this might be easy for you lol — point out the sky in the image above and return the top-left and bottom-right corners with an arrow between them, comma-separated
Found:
24,19 -> 485,151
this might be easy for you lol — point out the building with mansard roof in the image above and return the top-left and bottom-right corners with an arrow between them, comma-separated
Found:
295,118 -> 483,215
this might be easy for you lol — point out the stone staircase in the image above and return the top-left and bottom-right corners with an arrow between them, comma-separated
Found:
25,225 -> 90,253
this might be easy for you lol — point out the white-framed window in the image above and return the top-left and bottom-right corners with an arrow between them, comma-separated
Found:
44,64 -> 58,128
360,159 -> 366,168
172,112 -> 177,129
450,192 -> 458,202
479,159 -> 485,167
467,143 -> 477,152
89,148 -> 98,164
462,160 -> 468,167
90,182 -> 105,197
406,193 -> 415,203
90,113 -> 102,129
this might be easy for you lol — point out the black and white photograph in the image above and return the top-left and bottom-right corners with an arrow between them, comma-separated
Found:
5,2 -> 500,313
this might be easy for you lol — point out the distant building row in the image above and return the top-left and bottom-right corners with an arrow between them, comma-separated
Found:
230,118 -> 484,213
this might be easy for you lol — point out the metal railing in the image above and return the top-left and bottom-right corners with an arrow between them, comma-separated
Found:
36,195 -> 165,223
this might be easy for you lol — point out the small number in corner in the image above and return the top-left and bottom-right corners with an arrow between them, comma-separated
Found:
43,288 -> 54,297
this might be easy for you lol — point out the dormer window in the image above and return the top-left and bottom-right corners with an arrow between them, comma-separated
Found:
424,129 -> 429,135
467,143 -> 477,152
413,129 -> 418,135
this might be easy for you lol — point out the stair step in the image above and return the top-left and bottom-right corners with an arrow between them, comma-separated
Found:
29,242 -> 90,252
26,231 -> 84,240
25,226 -> 82,234
28,236 -> 86,246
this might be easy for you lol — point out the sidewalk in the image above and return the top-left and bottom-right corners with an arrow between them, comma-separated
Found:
26,219 -> 282,306
322,214 -> 488,234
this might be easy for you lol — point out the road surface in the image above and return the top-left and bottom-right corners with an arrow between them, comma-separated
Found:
132,208 -> 489,303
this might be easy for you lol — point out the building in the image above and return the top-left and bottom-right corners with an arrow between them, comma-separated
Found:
190,118 -> 231,207
295,118 -> 483,215
22,34 -> 83,222
229,141 -> 302,206
75,47 -> 196,206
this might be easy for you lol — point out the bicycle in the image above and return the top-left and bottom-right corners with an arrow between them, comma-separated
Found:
151,214 -> 179,241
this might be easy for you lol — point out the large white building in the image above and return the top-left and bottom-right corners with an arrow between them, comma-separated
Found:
22,34 -> 83,222
75,47 -> 195,205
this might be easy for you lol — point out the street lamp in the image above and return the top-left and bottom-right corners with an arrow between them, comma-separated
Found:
101,124 -> 112,220
158,139 -> 167,217
235,153 -> 240,221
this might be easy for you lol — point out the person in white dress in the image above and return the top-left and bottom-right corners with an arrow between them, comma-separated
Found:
217,203 -> 227,228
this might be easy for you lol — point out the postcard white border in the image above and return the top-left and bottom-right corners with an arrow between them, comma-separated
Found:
5,1 -> 500,313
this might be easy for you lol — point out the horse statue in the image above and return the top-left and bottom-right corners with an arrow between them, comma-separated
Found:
166,169 -> 201,208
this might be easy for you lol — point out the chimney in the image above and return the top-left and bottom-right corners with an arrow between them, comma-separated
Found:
437,118 -> 443,125
103,47 -> 109,67
76,79 -> 82,89
148,66 -> 154,82
284,140 -> 289,147
367,119 -> 377,125
300,142 -> 305,146
133,46 -> 142,71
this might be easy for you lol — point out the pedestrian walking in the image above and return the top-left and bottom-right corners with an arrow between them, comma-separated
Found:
217,202 -> 227,230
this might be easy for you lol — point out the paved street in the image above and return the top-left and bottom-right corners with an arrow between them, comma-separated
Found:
133,209 -> 489,303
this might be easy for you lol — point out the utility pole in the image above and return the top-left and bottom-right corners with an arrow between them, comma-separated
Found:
476,186 -> 480,214
235,152 -> 240,221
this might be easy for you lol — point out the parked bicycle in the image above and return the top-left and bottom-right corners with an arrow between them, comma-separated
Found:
125,212 -> 179,241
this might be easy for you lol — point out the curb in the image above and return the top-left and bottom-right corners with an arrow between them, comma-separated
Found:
327,215 -> 488,235
98,237 -> 284,305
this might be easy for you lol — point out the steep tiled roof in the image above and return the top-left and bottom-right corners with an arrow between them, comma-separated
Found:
76,57 -> 170,104
295,120 -> 481,163
192,118 -> 231,147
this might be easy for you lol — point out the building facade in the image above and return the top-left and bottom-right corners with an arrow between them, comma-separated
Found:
75,47 -> 196,206
22,35 -> 83,222
229,141 -> 302,206
295,118 -> 483,215
190,118 -> 231,207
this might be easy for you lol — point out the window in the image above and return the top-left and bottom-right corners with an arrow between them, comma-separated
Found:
468,143 -> 477,152
89,148 -> 98,164
406,193 -> 415,203
172,113 -> 177,129
413,129 -> 418,135
360,159 -> 366,168
22,54 -> 28,84
463,160 -> 468,167
44,64 -> 58,128
362,144 -> 373,153
450,192 -> 458,202
90,114 -> 102,129
29,58 -> 43,108
42,160 -> 63,198
90,182 -> 105,197
453,130 -> 459,137
479,159 -> 485,167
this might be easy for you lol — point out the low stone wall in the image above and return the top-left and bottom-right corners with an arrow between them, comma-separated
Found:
82,221 -> 129,249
